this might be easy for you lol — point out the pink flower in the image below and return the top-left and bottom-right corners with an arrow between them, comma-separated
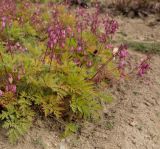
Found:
17,73 -> 21,80
138,63 -> 150,77
118,45 -> 128,59
1,17 -> 6,29
0,90 -> 3,97
60,42 -> 65,48
77,27 -> 81,33
70,47 -> 74,52
99,33 -> 106,43
67,26 -> 72,34
74,58 -> 81,65
119,60 -> 126,69
61,30 -> 66,38
77,46 -> 83,52
6,84 -> 16,93
87,61 -> 92,67
106,44 -> 113,49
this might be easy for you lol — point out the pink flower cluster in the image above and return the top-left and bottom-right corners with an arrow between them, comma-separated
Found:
5,84 -> 16,93
118,44 -> 128,69
103,18 -> 119,36
0,0 -> 16,30
0,0 -> 16,18
6,42 -> 27,53
47,25 -> 68,49
138,58 -> 150,77
47,8 -> 72,51
76,8 -> 118,40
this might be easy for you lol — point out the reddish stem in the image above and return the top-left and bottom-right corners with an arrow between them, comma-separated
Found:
90,55 -> 114,81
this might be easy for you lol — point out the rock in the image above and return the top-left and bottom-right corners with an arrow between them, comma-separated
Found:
132,103 -> 138,109
148,21 -> 158,27
138,11 -> 148,19
144,101 -> 150,106
129,121 -> 137,127
138,12 -> 145,19
132,139 -> 136,145
127,11 -> 136,18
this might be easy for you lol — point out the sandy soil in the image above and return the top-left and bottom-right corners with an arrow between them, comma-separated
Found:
114,15 -> 160,42
64,51 -> 160,149
0,15 -> 160,149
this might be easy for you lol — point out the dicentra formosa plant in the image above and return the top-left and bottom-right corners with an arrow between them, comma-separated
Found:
0,0 -> 151,143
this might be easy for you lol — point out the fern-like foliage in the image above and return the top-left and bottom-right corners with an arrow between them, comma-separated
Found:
17,60 -> 102,119
0,93 -> 35,144
63,123 -> 79,137
0,1 -> 125,144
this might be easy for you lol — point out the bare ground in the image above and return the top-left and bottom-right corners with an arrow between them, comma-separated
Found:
0,15 -> 160,149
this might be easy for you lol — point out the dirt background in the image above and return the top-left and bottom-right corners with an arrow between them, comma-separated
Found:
0,11 -> 160,149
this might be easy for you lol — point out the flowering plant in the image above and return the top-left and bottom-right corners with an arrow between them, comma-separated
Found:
0,0 -> 150,143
